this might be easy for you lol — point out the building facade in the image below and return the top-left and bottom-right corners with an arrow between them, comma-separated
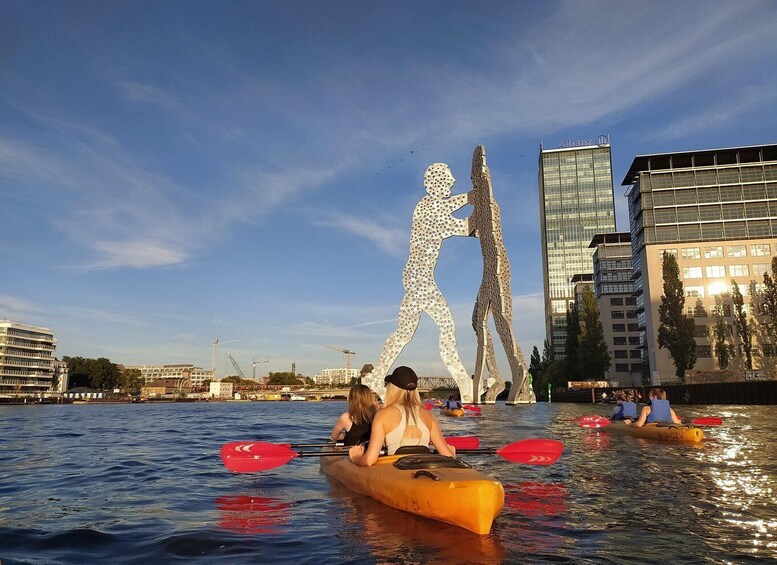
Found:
539,137 -> 616,359
0,320 -> 57,395
590,233 -> 642,386
624,144 -> 777,383
314,368 -> 358,387
125,364 -> 215,386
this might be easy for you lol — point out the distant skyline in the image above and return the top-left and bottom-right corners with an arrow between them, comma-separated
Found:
2,1 -> 776,378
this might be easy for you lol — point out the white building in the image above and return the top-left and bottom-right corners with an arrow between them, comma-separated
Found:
125,364 -> 215,386
0,320 -> 57,395
314,368 -> 358,386
210,381 -> 234,399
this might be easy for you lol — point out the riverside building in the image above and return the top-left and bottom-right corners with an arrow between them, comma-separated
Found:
125,364 -> 215,386
539,136 -> 617,359
590,233 -> 641,386
624,143 -> 777,383
0,320 -> 57,395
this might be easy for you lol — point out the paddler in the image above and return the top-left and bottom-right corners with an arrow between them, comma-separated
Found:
610,391 -> 638,421
444,395 -> 462,410
331,384 -> 378,446
627,388 -> 682,427
349,366 -> 456,466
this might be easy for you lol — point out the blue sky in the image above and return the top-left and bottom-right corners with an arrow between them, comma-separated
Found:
2,1 -> 776,379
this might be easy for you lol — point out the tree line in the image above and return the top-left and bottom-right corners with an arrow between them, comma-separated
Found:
62,356 -> 142,394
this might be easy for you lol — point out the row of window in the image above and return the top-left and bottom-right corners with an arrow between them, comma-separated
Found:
682,264 -> 771,279
610,297 -> 637,306
613,336 -> 641,346
614,363 -> 644,373
612,323 -> 640,333
613,349 -> 642,359
644,164 -> 777,190
668,243 -> 771,259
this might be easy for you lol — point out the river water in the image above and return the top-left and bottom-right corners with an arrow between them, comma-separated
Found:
1,401 -> 775,564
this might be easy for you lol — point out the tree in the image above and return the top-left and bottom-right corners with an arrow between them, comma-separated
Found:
62,356 -> 119,390
540,338 -> 554,373
267,372 -> 303,386
731,281 -> 754,370
120,368 -> 143,395
564,307 -> 581,380
657,253 -> 696,381
529,346 -> 542,379
712,312 -> 733,370
576,285 -> 611,379
759,258 -> 777,352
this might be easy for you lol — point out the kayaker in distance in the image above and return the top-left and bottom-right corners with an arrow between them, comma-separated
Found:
611,391 -> 638,421
331,384 -> 377,446
626,388 -> 682,427
349,366 -> 456,466
445,395 -> 462,410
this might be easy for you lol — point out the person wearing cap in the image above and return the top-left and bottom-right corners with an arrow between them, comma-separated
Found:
349,366 -> 456,466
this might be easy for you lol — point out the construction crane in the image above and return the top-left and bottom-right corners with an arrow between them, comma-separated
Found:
211,338 -> 239,378
227,352 -> 246,379
323,345 -> 356,370
252,358 -> 269,380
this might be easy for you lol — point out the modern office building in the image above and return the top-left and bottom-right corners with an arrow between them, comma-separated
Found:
0,320 -> 57,395
314,367 -> 358,386
125,364 -> 215,386
539,136 -> 617,359
624,143 -> 777,383
590,233 -> 642,386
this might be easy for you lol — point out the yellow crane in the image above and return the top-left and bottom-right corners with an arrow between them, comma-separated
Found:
323,345 -> 356,370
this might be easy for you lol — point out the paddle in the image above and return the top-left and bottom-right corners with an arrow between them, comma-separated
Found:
569,415 -> 611,429
463,404 -> 482,413
688,417 -> 723,427
286,435 -> 481,451
221,438 -> 563,473
423,402 -> 435,410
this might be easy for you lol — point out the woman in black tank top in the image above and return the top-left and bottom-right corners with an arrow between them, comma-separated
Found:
330,384 -> 378,446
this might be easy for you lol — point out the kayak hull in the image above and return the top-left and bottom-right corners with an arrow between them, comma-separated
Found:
440,408 -> 465,417
601,421 -> 704,442
320,452 -> 504,535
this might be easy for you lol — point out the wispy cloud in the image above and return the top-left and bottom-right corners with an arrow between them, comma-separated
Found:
308,209 -> 408,257
0,294 -> 42,315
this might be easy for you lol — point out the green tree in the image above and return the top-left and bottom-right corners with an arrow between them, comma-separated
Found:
564,307 -> 581,380
529,346 -> 542,379
657,253 -> 696,381
62,356 -> 119,390
120,368 -> 143,395
576,285 -> 611,379
731,281 -> 754,370
760,258 -> 777,338
540,338 -> 554,372
712,312 -> 733,370
267,372 -> 303,385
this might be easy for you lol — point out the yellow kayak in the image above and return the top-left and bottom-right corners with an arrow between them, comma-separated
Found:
601,421 -> 704,442
440,407 -> 465,417
320,451 -> 504,535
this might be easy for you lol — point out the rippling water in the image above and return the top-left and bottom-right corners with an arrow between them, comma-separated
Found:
1,401 -> 776,563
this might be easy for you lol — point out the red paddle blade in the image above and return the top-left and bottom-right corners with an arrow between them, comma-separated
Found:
576,415 -> 611,429
221,441 -> 299,473
463,404 -> 482,412
497,439 -> 563,465
446,435 -> 480,450
691,417 -> 723,427
423,402 -> 435,410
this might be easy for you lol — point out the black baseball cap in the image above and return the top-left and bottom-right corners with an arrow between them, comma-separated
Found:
384,366 -> 418,391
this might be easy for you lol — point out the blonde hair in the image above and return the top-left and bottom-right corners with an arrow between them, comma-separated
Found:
348,384 -> 377,426
383,382 -> 423,426
649,388 -> 667,400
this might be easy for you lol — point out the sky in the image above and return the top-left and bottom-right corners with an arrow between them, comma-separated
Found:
1,1 -> 776,380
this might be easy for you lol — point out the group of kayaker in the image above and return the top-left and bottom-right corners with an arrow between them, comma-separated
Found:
611,388 -> 683,427
329,366 -> 457,466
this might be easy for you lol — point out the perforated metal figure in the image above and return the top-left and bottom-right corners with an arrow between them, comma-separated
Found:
363,163 -> 474,402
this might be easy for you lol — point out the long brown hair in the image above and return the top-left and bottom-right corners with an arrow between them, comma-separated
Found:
348,384 -> 377,425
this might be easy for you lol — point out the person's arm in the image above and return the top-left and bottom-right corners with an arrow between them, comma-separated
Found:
330,412 -> 351,442
630,406 -> 650,427
670,408 -> 682,424
349,410 -> 387,467
428,416 -> 455,458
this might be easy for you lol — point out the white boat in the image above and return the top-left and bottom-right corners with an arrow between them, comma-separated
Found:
290,394 -> 307,401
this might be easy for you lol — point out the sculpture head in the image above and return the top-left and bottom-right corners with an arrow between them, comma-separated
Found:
424,163 -> 455,198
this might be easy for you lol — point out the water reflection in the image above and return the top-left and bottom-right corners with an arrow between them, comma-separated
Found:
215,494 -> 292,535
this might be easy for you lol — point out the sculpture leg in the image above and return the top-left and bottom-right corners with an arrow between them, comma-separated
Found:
483,326 -> 504,403
491,308 -> 530,403
362,296 -> 421,399
471,296 -> 489,404
427,290 -> 473,403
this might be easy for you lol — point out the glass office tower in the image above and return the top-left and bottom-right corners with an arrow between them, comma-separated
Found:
539,139 -> 616,359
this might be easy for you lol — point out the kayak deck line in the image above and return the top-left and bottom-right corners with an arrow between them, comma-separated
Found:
598,421 -> 704,442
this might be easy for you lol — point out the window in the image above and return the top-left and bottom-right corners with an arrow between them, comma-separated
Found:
615,363 -> 629,372
627,323 -> 639,332
695,345 -> 712,358
681,247 -> 701,259
612,310 -> 625,319
694,325 -> 709,337
685,286 -> 705,298
625,297 -> 637,305
614,350 -> 628,359
751,244 -> 771,257
610,297 -> 624,306
630,363 -> 643,372
627,310 -> 638,318
661,248 -> 678,257
729,265 -> 750,277
705,265 -> 726,277
753,263 -> 770,277
727,245 -> 747,257
629,336 -> 641,345
612,324 -> 626,332
613,337 -> 627,345
704,246 -> 724,259
683,267 -> 703,279
630,350 -> 641,358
